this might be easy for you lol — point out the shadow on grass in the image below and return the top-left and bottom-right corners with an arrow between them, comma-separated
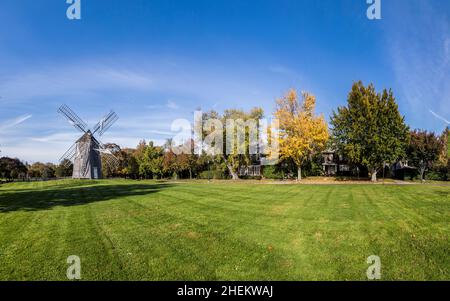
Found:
0,182 -> 174,213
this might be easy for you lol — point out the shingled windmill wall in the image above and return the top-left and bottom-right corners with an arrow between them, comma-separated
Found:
72,131 -> 103,179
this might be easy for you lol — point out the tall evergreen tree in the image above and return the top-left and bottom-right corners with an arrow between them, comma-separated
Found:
331,81 -> 409,181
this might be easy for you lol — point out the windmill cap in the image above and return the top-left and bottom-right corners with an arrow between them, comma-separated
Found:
76,131 -> 96,143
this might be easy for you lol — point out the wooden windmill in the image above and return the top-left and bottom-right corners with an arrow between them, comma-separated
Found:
58,104 -> 119,179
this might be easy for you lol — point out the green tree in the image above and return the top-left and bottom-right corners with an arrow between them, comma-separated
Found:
163,147 -> 178,179
173,139 -> 197,179
55,159 -> 73,177
117,148 -> 139,179
42,163 -> 56,179
28,162 -> 46,178
331,82 -> 409,182
138,141 -> 164,179
201,108 -> 264,180
0,157 -> 27,179
0,158 -> 6,179
448,130 -> 450,158
407,130 -> 442,181
440,127 -> 450,162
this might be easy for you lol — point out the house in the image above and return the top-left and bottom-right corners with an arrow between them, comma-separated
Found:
391,160 -> 417,180
238,165 -> 261,177
321,149 -> 351,176
238,154 -> 262,177
322,149 -> 417,179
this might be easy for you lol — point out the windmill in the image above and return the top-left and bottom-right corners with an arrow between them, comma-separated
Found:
58,104 -> 119,179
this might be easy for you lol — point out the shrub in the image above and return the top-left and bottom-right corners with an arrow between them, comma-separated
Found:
425,171 -> 445,181
198,170 -> 228,180
426,164 -> 449,181
240,175 -> 262,180
302,160 -> 324,177
262,166 -> 283,179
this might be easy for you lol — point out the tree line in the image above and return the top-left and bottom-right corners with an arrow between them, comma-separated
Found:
1,81 -> 449,182
0,158 -> 73,180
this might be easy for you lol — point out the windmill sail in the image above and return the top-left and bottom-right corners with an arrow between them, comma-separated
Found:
59,143 -> 77,167
92,111 -> 119,136
58,104 -> 88,133
58,105 -> 119,179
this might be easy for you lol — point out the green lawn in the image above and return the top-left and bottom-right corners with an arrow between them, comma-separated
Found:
0,180 -> 449,280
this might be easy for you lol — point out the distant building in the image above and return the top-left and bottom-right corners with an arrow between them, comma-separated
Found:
238,153 -> 263,177
321,149 -> 350,176
322,149 -> 418,179
391,160 -> 416,180
72,131 -> 102,179
238,165 -> 261,177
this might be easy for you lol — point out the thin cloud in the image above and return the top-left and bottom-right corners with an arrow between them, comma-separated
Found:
388,1 -> 450,130
0,65 -> 154,103
0,114 -> 32,130
429,109 -> 450,124
30,132 -> 79,143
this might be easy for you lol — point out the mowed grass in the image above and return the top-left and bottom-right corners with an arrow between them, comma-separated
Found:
0,180 -> 448,280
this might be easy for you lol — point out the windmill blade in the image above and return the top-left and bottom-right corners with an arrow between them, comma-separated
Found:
58,104 -> 88,133
94,138 -> 120,169
100,150 -> 120,170
96,111 -> 118,136
98,147 -> 120,165
92,111 -> 118,136
102,154 -> 120,170
59,143 -> 77,167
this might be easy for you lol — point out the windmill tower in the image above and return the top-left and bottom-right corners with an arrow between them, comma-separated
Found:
58,105 -> 119,179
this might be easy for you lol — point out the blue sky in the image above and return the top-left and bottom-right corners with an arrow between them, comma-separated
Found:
0,0 -> 449,162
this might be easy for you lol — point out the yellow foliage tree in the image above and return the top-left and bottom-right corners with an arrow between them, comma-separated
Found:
274,89 -> 329,180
